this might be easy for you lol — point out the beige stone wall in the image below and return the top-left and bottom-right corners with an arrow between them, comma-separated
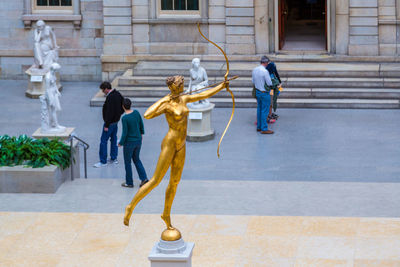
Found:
378,0 -> 398,55
0,0 -> 103,80
225,0 -> 256,55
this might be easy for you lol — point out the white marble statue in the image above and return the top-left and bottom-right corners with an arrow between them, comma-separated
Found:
33,20 -> 59,70
39,63 -> 65,133
187,58 -> 210,108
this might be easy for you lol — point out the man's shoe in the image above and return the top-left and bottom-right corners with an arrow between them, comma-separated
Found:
93,162 -> 107,168
121,183 -> 134,188
257,129 -> 261,132
108,159 -> 119,165
139,179 -> 149,188
261,130 -> 274,134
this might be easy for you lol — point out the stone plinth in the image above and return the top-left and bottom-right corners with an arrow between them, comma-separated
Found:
148,238 -> 194,267
32,127 -> 75,141
187,103 -> 215,142
25,67 -> 62,99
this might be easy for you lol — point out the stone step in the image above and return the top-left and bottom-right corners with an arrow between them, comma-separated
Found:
131,61 -> 400,78
117,86 -> 400,99
90,95 -> 399,109
118,76 -> 400,88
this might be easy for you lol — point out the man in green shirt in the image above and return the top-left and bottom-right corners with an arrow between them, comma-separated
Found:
118,98 -> 148,188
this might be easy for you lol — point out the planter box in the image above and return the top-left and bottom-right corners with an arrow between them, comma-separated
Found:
0,165 -> 69,193
0,141 -> 80,194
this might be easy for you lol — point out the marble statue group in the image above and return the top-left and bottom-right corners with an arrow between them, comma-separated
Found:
29,20 -> 64,133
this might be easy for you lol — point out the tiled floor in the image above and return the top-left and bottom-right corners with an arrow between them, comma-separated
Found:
1,212 -> 400,267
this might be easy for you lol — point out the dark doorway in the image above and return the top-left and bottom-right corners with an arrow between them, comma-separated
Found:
279,0 -> 327,51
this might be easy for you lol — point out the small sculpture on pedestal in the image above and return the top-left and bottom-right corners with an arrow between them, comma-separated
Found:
187,58 -> 210,109
34,20 -> 59,69
26,20 -> 62,98
39,63 -> 65,133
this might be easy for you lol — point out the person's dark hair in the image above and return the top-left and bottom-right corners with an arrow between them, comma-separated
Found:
123,98 -> 131,110
100,81 -> 112,91
260,56 -> 270,64
166,76 -> 175,87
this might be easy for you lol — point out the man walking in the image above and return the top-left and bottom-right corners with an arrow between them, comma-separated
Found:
252,56 -> 274,134
94,81 -> 124,167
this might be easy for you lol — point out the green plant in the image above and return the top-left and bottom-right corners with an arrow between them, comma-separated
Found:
0,135 -> 71,169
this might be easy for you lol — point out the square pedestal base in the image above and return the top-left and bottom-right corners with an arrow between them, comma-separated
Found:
149,239 -> 194,267
25,67 -> 62,98
32,127 -> 75,141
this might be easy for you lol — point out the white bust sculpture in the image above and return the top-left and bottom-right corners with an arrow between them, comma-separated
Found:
39,63 -> 65,133
187,58 -> 210,108
33,20 -> 59,70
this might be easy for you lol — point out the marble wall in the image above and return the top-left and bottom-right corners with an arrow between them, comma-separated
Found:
1,0 -> 399,81
0,0 -> 103,81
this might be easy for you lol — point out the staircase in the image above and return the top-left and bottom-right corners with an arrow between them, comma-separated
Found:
90,58 -> 400,109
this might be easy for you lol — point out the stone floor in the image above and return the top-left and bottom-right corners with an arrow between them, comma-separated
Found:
1,80 -> 400,266
1,212 -> 400,267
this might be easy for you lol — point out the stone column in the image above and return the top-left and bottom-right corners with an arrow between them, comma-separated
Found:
336,0 -> 349,54
225,0 -> 256,54
103,0 -> 133,55
378,0 -> 397,55
132,0 -> 150,54
255,0 -> 269,53
348,0 -> 379,56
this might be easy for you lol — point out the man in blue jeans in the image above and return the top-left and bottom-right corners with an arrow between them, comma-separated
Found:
252,56 -> 274,134
93,81 -> 124,168
118,98 -> 148,188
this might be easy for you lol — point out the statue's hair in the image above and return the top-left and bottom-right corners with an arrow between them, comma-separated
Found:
166,76 -> 175,87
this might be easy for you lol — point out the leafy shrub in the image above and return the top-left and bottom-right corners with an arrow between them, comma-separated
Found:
0,135 -> 71,169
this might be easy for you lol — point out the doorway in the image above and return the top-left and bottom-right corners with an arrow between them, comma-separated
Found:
278,0 -> 327,51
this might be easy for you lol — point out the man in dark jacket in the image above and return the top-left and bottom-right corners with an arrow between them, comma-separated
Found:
94,81 -> 124,168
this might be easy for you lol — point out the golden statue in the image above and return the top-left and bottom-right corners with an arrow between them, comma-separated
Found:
123,23 -> 237,242
123,76 -> 231,241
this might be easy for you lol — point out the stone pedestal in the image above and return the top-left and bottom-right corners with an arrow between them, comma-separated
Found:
148,238 -> 194,267
32,127 -> 75,141
187,103 -> 215,142
25,67 -> 62,99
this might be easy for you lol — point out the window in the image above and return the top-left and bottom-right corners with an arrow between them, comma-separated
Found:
34,0 -> 73,13
161,0 -> 199,11
37,0 -> 72,6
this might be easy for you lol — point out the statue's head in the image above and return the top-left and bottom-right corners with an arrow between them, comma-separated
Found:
166,75 -> 184,95
36,20 -> 45,31
50,63 -> 61,72
191,58 -> 200,70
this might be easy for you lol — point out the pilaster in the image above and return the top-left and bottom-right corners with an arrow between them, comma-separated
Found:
378,0 -> 398,55
103,0 -> 133,55
254,0 -> 269,54
336,0 -> 349,54
225,0 -> 256,55
348,0 -> 379,56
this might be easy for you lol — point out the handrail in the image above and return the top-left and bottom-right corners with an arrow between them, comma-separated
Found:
68,134 -> 90,180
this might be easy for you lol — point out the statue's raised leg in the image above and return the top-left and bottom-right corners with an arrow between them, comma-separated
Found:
124,143 -> 175,226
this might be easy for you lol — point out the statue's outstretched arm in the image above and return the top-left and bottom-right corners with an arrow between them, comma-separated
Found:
144,95 -> 169,119
185,81 -> 226,103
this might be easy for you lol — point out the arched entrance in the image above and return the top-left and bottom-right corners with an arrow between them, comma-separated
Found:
277,0 -> 328,51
